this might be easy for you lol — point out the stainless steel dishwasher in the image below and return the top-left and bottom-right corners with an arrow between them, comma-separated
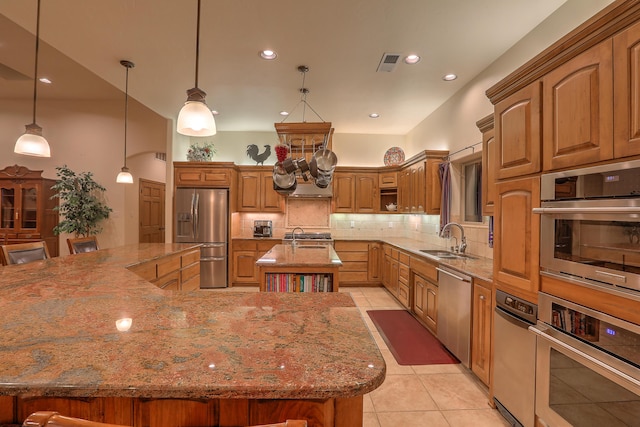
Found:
436,266 -> 472,367
493,289 -> 538,427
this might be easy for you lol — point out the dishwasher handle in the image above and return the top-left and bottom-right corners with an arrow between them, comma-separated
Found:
436,267 -> 471,282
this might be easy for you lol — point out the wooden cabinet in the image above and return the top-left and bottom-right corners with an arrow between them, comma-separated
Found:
494,176 -> 540,303
614,20 -> 640,159
398,167 -> 411,213
127,248 -> 200,291
378,171 -> 399,213
231,239 -> 277,286
332,170 -> 378,213
237,168 -> 284,212
425,159 -> 442,214
494,81 -> 542,180
410,162 -> 425,213
542,40 -> 613,171
381,244 -> 399,296
397,252 -> 411,309
411,257 -> 438,334
0,165 -> 58,257
397,153 -> 445,214
379,172 -> 397,188
471,278 -> 492,386
174,162 -> 234,187
477,114 -> 496,216
334,240 -> 381,286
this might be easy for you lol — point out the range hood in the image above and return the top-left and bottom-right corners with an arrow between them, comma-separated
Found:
288,182 -> 333,198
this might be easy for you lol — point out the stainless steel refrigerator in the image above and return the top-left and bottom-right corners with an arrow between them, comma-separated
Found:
175,188 -> 228,288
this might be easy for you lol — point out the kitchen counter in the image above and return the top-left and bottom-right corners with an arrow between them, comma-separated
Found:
0,244 -> 385,426
256,243 -> 342,268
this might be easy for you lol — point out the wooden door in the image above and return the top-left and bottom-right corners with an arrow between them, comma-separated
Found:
543,39 -> 613,170
478,114 -> 496,215
614,20 -> 640,158
0,183 -> 18,232
332,173 -> 355,212
494,81 -> 541,179
139,179 -> 165,243
413,274 -> 426,320
425,159 -> 442,214
494,176 -> 540,302
368,242 -> 382,282
471,280 -> 492,386
398,168 -> 411,212
355,173 -> 377,213
260,172 -> 284,212
425,281 -> 438,334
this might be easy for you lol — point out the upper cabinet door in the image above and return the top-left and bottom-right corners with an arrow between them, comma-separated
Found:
355,173 -> 378,213
495,81 -> 542,180
543,40 -> 613,171
332,173 -> 355,213
614,20 -> 640,159
477,115 -> 495,216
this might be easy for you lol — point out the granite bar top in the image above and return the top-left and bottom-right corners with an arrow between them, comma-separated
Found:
256,244 -> 343,268
0,244 -> 384,400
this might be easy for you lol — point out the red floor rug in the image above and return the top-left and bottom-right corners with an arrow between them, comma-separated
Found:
367,310 -> 459,365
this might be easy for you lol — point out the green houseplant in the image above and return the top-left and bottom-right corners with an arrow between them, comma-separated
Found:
51,165 -> 112,237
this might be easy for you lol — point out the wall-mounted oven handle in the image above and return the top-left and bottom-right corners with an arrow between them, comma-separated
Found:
530,324 -> 640,389
533,206 -> 640,214
436,267 -> 471,282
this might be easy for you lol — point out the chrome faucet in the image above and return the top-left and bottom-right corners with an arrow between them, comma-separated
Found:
440,222 -> 467,254
291,227 -> 305,246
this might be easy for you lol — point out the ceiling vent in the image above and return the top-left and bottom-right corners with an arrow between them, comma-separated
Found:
376,53 -> 401,73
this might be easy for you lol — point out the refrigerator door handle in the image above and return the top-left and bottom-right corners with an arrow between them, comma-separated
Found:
202,243 -> 225,248
190,192 -> 196,239
193,192 -> 200,240
202,256 -> 226,262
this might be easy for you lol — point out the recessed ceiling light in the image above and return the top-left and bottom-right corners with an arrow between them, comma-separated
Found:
442,73 -> 458,81
211,110 -> 219,115
279,111 -> 289,116
404,55 -> 420,64
260,50 -> 277,60
39,77 -> 52,84
369,113 -> 380,118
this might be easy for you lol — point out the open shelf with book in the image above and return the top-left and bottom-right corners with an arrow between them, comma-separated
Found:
264,273 -> 334,292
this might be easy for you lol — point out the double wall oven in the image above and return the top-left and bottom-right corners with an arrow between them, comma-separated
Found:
533,159 -> 640,426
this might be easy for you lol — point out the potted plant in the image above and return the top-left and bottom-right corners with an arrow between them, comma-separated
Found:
51,165 -> 112,237
187,141 -> 216,162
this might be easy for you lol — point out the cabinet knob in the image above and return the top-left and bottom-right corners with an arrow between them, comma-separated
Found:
479,295 -> 485,300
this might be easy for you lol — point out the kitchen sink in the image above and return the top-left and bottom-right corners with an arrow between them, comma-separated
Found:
419,249 -> 477,260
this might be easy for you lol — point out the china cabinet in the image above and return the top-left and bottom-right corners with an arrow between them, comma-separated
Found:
0,165 -> 58,257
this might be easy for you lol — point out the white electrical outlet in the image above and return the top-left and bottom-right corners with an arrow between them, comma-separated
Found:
388,222 -> 393,228
350,220 -> 355,228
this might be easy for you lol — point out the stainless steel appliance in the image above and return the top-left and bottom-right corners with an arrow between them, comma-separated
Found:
253,220 -> 272,238
175,188 -> 228,288
534,159 -> 640,295
493,289 -> 538,427
530,293 -> 640,427
435,266 -> 472,367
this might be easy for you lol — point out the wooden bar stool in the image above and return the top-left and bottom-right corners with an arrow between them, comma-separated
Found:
22,411 -> 308,427
0,241 -> 50,266
66,236 -> 99,254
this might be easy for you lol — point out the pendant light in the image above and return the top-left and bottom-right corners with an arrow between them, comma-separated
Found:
176,0 -> 216,137
116,60 -> 134,184
14,0 -> 51,157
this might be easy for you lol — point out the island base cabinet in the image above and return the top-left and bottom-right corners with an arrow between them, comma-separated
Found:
9,396 -> 362,427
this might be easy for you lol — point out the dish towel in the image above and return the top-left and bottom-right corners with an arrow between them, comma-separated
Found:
439,161 -> 451,238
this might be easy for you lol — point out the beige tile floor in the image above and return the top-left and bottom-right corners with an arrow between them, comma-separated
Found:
343,286 -> 510,427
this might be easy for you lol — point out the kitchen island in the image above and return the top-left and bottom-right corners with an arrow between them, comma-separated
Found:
256,244 -> 342,292
0,244 -> 385,427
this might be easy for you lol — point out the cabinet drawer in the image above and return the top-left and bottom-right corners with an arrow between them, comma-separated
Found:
398,282 -> 410,308
181,262 -> 200,283
338,252 -> 368,262
181,275 -> 200,292
233,240 -> 258,251
153,270 -> 180,290
399,264 -> 410,282
181,250 -> 200,267
157,255 -> 181,278
127,262 -> 157,281
399,252 -> 410,265
340,271 -> 369,282
175,169 -> 230,187
202,170 -> 230,186
334,241 -> 369,251
411,257 -> 438,283
340,261 -> 368,272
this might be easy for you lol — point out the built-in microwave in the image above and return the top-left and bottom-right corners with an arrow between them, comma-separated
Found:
534,159 -> 640,296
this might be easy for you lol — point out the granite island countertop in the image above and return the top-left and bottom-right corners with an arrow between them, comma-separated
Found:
256,243 -> 343,268
0,244 -> 384,400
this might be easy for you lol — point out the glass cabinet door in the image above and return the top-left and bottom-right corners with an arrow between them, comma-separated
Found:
21,186 -> 38,230
1,186 -> 16,229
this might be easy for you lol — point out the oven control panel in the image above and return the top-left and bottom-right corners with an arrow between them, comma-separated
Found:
496,289 -> 538,324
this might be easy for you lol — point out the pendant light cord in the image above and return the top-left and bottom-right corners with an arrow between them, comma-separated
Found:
32,0 -> 42,124
194,0 -> 201,88
124,65 -> 129,168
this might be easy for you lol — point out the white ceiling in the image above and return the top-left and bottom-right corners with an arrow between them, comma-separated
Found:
0,0 -> 570,135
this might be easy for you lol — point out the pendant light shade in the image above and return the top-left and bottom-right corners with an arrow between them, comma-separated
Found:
15,0 -> 51,157
177,0 -> 216,137
117,60 -> 134,184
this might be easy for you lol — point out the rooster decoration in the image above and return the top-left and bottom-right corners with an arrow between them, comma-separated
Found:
246,144 -> 271,165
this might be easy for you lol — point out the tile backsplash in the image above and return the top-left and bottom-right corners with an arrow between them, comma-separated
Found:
233,205 -> 494,259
